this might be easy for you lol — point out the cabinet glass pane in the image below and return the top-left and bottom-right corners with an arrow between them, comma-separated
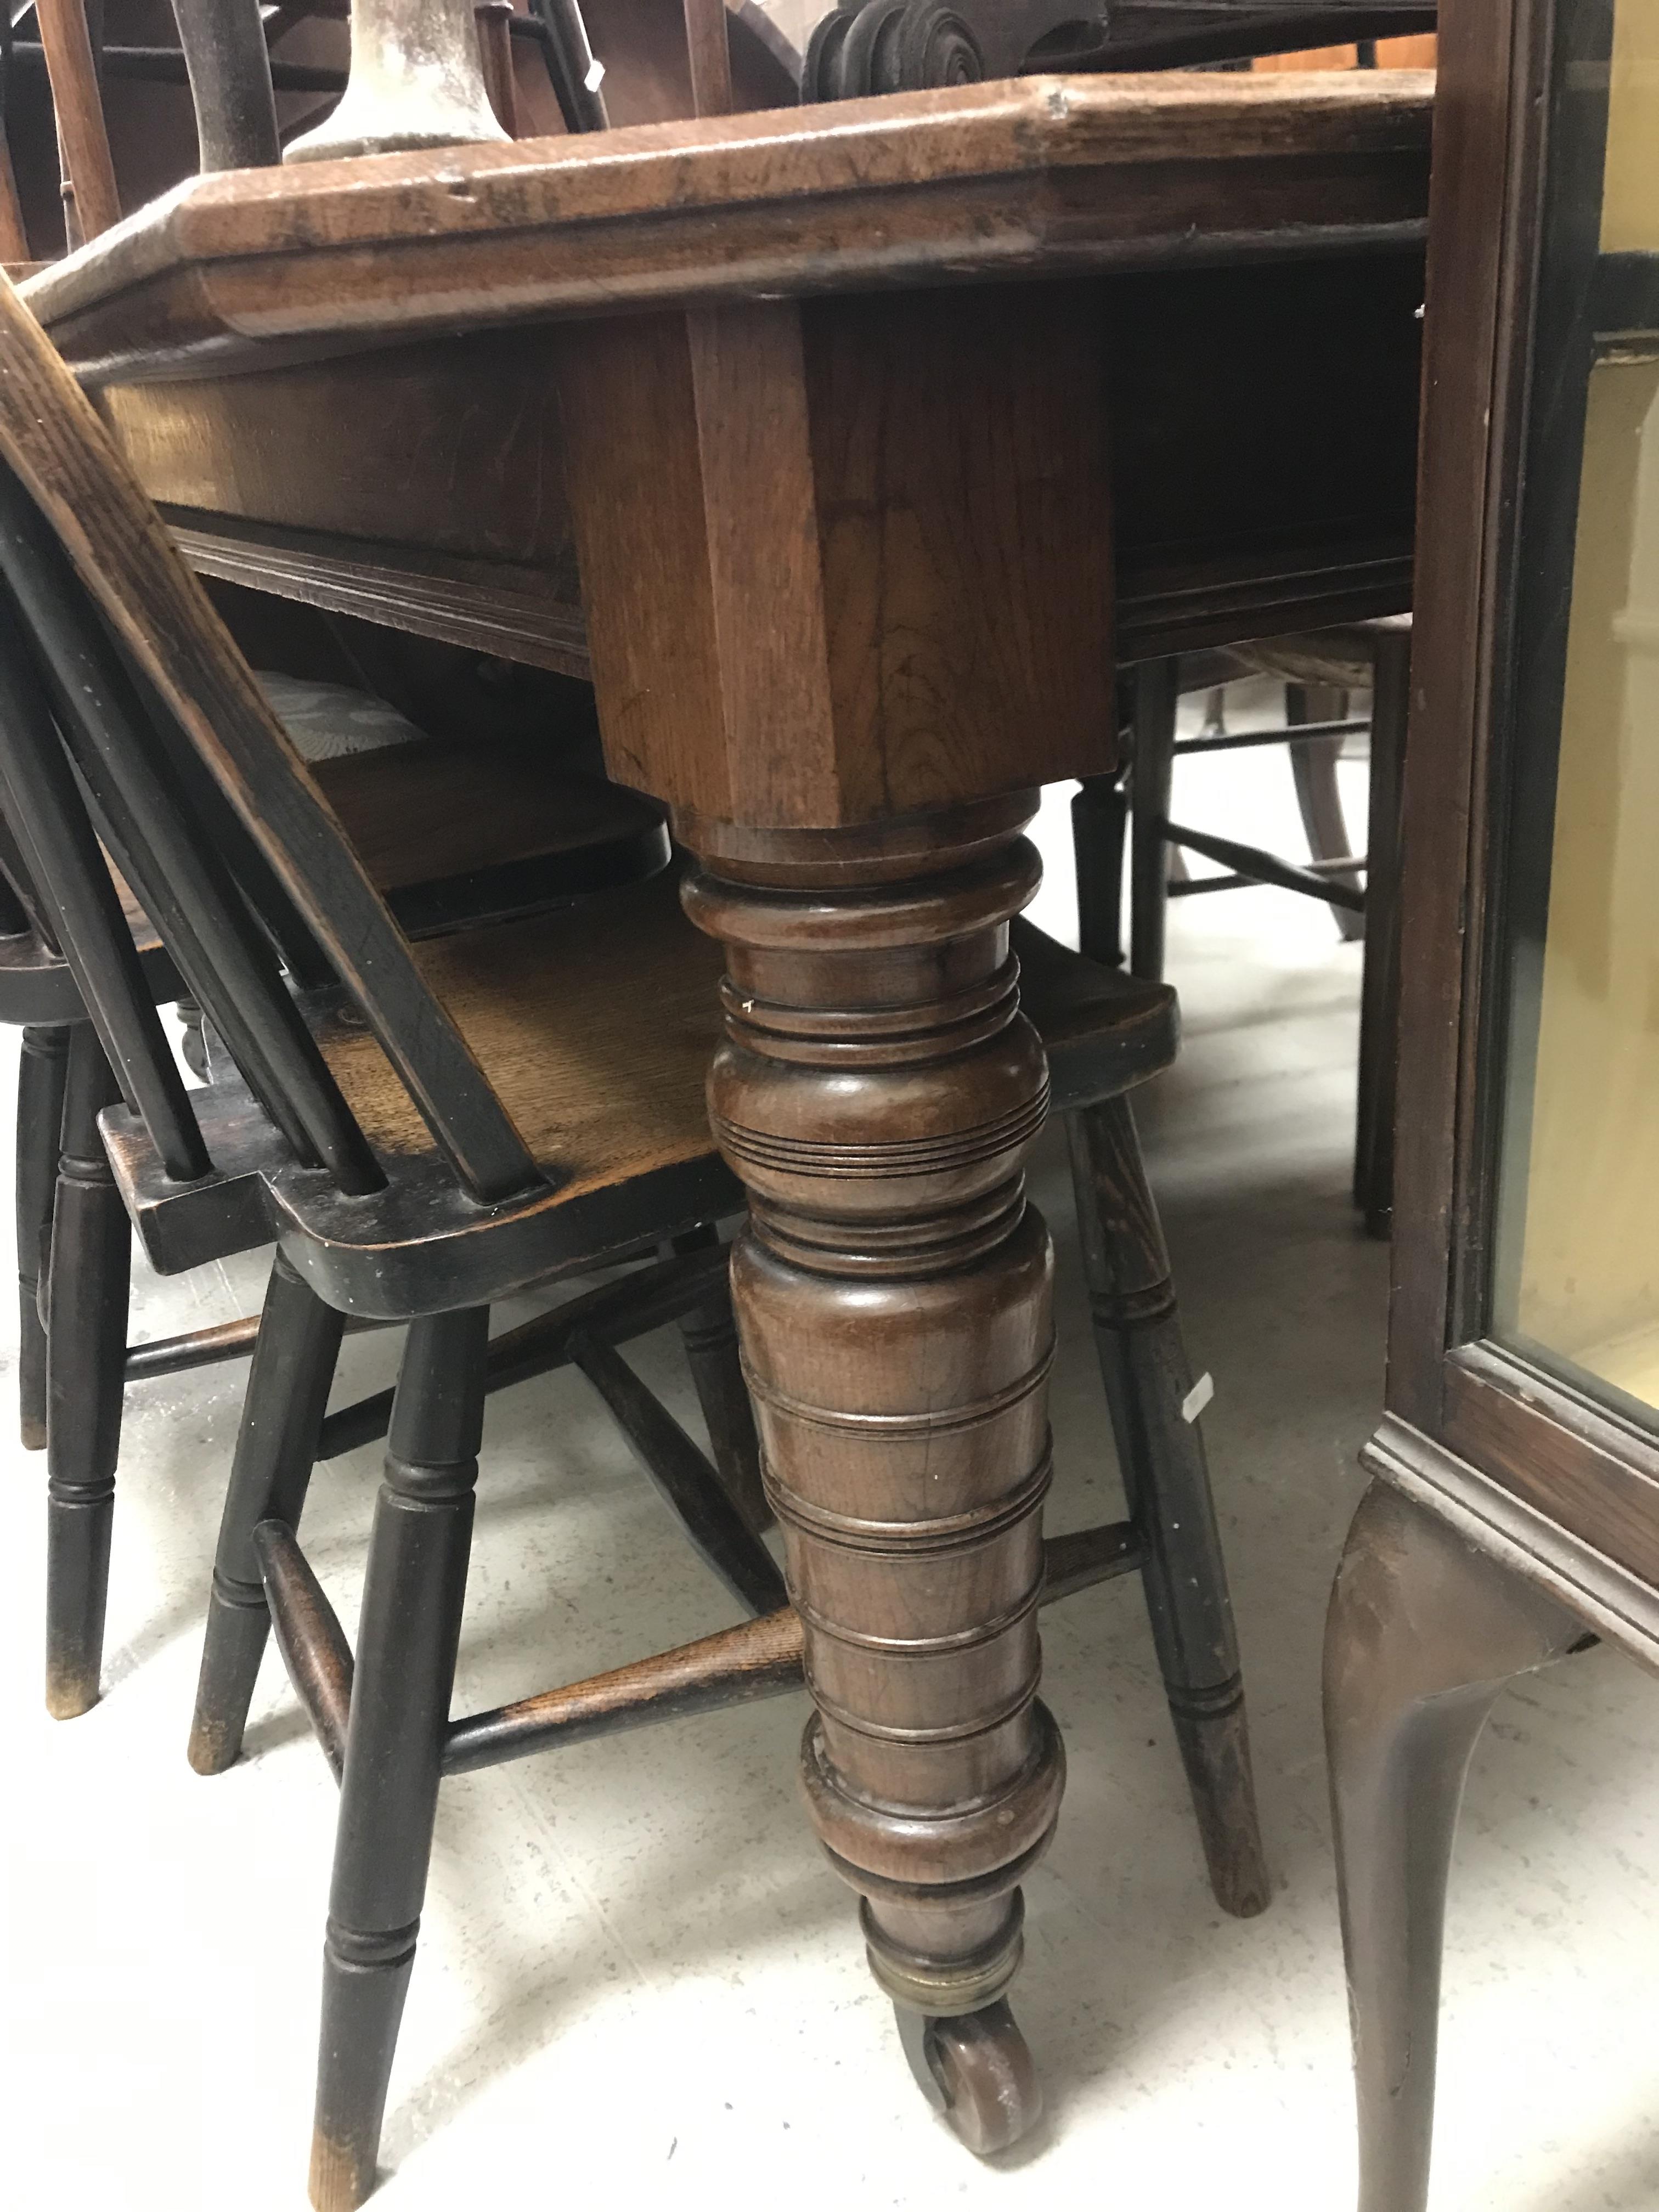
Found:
1496,351 -> 1659,1417
1604,0 -> 1659,252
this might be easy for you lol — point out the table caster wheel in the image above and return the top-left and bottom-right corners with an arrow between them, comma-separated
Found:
898,1999 -> 1042,2154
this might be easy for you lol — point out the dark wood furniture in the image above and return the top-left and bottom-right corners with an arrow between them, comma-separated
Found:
0,263 -> 1268,2193
14,66 -> 1429,2178
0,498 -> 684,1719
1079,615 -> 1411,1233
1322,3 -> 1658,2205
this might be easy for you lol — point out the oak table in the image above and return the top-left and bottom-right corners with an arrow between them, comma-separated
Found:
22,67 -> 1432,2140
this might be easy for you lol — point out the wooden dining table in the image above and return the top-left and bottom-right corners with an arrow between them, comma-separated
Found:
21,65 -> 1431,2109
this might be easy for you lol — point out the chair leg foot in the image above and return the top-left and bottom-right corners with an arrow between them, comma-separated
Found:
309,1306 -> 486,2206
189,1252 -> 343,1773
45,1492 -> 115,1719
309,1923 -> 417,2212
188,1586 -> 279,1774
1167,1678 -> 1269,1918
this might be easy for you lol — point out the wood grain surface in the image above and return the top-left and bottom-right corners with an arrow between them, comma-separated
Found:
24,72 -> 1433,382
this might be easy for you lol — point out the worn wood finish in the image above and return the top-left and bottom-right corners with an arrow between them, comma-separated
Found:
556,283 -> 1111,828
15,1020 -> 70,1450
255,1514 -> 356,1781
22,74 -> 1432,381
286,0 -> 507,163
189,1250 -> 345,1774
1324,1481 -> 1585,2212
76,239 -> 1422,686
36,0 -> 121,240
682,805 -> 1060,2145
43,1024 -> 128,1718
445,1602 -> 804,1776
311,1307 -> 488,2212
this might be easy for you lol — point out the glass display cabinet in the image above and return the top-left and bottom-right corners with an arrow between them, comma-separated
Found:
1323,1 -> 1658,2207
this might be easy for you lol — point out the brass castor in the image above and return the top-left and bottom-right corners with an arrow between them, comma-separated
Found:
897,1999 -> 1043,2154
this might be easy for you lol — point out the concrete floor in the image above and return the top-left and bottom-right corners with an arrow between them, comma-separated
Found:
4,703 -> 1657,2212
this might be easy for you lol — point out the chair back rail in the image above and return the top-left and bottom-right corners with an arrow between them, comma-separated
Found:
0,811 -> 58,946
169,0 -> 283,173
0,272 -> 543,1206
0,471 -> 383,1193
0,582 -> 208,1179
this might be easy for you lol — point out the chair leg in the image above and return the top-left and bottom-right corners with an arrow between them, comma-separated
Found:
1128,660 -> 1179,981
1071,771 -> 1128,968
1066,1097 -> 1269,1917
1353,627 -> 1409,1234
189,1251 -> 345,1774
16,1020 -> 70,1451
309,1305 -> 488,2212
1288,680 -> 1366,943
1324,1480 -> 1584,2212
670,1225 -> 770,1535
44,1026 -> 128,1719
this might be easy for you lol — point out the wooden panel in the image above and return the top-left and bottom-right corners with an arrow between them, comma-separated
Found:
1386,0 -> 1532,1426
25,73 -> 1434,384
556,286 -> 1111,828
803,283 -> 1112,821
93,330 -> 578,577
1442,1347 -> 1659,1599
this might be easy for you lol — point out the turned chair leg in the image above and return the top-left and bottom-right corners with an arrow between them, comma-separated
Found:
1128,660 -> 1179,982
1324,1480 -> 1585,2212
671,1224 -> 771,1534
1066,1096 -> 1270,1917
44,1025 -> 128,1719
1071,770 -> 1128,969
189,1251 -> 345,1774
309,1305 -> 488,2212
16,1020 -> 70,1451
1288,680 -> 1366,943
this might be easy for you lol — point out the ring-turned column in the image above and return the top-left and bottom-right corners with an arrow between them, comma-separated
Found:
684,798 -> 1063,2137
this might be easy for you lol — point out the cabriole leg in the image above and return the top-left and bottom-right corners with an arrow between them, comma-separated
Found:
1066,1094 -> 1269,1916
1324,1479 -> 1585,2212
44,1025 -> 127,1718
684,800 -> 1063,2155
309,1306 -> 488,2212
189,1250 -> 345,1774
16,1020 -> 70,1450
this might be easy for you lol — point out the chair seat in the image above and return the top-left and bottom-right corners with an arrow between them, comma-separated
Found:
1012,918 -> 1177,1113
314,865 -> 728,1200
311,733 -> 670,939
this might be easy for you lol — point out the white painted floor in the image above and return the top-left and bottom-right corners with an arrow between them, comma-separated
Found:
4,697 -> 1657,2212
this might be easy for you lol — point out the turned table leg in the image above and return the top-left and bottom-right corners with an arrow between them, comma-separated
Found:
683,798 -> 1063,2154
